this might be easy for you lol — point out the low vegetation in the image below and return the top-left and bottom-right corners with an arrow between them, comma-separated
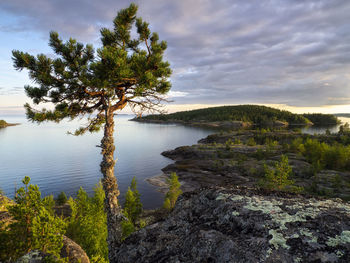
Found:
163,173 -> 182,210
66,183 -> 108,263
259,155 -> 303,193
0,177 -> 66,262
121,177 -> 143,240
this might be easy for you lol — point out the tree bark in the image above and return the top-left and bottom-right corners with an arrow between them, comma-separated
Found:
100,108 -> 124,261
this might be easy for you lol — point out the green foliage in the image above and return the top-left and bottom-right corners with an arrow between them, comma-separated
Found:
66,183 -> 108,262
339,123 -> 350,135
291,137 -> 350,171
233,138 -> 241,144
246,137 -> 256,146
121,177 -> 143,240
259,156 -> 302,193
142,105 -> 312,125
0,120 -> 8,128
0,177 -> 66,262
121,220 -> 135,241
225,139 -> 233,150
163,173 -> 182,210
124,177 -> 142,223
56,191 -> 67,205
302,113 -> 338,125
12,3 -> 171,134
290,138 -> 305,153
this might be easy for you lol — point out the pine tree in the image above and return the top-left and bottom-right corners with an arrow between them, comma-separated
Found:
0,177 -> 66,261
12,3 -> 171,260
163,173 -> 182,210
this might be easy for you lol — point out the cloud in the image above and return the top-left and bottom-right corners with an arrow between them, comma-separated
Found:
1,0 -> 350,107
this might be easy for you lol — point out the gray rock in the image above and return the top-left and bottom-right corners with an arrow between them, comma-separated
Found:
113,187 -> 350,263
15,251 -> 54,263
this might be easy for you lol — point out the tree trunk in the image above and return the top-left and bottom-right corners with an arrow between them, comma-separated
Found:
100,108 -> 124,261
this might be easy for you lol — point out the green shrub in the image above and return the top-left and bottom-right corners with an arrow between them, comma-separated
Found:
233,138 -> 241,144
0,177 -> 66,262
246,138 -> 256,146
56,191 -> 68,205
121,220 -> 135,241
225,139 -> 233,150
121,177 -> 143,240
259,156 -> 302,193
163,173 -> 182,210
123,177 -> 142,224
66,183 -> 108,262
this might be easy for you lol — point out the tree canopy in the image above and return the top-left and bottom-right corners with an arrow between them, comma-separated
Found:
12,3 -> 172,260
12,2 -> 171,134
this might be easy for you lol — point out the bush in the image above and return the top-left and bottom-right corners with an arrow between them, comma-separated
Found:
56,191 -> 68,205
121,177 -> 143,240
66,183 -> 108,262
0,177 -> 66,262
123,177 -> 142,224
246,138 -> 256,146
163,173 -> 182,210
259,155 -> 302,193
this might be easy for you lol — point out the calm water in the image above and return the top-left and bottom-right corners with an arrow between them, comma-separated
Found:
1,115 -> 349,208
0,115 -> 214,209
301,117 -> 350,135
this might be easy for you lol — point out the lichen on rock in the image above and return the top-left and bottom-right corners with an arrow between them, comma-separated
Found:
113,187 -> 350,262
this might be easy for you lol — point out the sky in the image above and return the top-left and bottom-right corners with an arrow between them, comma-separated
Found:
1,0 -> 350,115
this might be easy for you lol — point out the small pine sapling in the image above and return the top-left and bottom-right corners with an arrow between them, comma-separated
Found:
163,173 -> 182,210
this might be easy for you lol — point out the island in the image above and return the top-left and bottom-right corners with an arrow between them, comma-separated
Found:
0,119 -> 19,128
132,105 -> 339,128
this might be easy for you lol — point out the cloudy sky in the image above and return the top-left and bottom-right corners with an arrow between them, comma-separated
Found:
1,0 -> 350,115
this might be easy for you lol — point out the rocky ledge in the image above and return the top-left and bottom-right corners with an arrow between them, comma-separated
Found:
114,187 -> 350,263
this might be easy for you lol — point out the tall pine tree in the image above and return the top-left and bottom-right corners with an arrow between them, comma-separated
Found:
12,3 -> 171,260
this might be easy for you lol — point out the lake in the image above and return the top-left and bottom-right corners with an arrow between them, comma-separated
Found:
301,117 -> 350,134
0,115 -> 215,209
1,115 -> 349,209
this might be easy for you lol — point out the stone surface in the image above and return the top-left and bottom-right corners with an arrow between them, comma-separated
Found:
15,250 -> 54,263
60,236 -> 90,263
151,131 -> 350,200
113,187 -> 350,263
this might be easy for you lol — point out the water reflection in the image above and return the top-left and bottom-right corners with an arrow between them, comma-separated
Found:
301,117 -> 350,135
0,115 -> 215,209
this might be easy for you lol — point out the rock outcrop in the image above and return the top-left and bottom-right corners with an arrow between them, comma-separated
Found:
61,236 -> 90,263
113,187 -> 350,262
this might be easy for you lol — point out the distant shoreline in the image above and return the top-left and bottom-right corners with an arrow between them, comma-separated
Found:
0,120 -> 20,128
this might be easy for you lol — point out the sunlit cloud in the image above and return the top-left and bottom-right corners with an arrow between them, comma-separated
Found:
1,0 -> 350,112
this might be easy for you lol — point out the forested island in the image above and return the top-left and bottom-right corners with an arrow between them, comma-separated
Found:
134,105 -> 339,127
0,120 -> 18,128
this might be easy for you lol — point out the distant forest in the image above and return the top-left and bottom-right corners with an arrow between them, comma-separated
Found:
141,105 -> 338,125
334,113 -> 350,118
302,113 -> 339,125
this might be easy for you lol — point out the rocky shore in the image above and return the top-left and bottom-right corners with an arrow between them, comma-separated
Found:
147,130 -> 350,200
